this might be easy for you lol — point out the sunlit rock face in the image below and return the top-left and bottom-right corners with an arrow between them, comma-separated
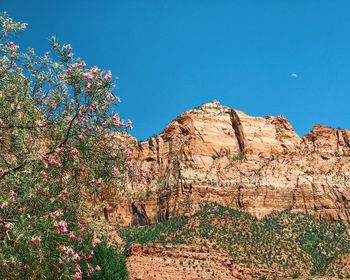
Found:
109,100 -> 350,225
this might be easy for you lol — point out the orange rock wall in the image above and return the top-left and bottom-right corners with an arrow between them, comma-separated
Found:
108,101 -> 350,225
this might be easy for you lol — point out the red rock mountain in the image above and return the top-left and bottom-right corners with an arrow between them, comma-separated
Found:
108,100 -> 350,225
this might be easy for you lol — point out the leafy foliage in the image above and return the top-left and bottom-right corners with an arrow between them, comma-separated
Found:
119,217 -> 187,251
0,12 -> 134,279
86,242 -> 127,280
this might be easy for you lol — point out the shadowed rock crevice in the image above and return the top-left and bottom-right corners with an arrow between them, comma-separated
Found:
229,109 -> 245,156
131,200 -> 150,226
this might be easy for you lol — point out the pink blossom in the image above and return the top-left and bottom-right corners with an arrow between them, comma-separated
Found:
103,70 -> 112,81
85,251 -> 94,260
96,178 -> 102,186
0,119 -> 3,126
47,158 -> 55,166
123,175 -> 129,183
70,148 -> 79,156
64,44 -> 73,51
93,238 -> 102,247
0,168 -> 4,176
57,189 -> 68,200
83,72 -> 93,80
21,169 -> 32,175
91,178 -> 102,186
126,119 -> 133,129
1,202 -> 8,209
24,134 -> 33,142
87,266 -> 94,276
74,272 -> 82,280
107,92 -> 114,101
124,161 -> 133,170
3,223 -> 14,231
91,66 -> 100,74
50,209 -> 64,219
139,166 -> 147,173
2,260 -> 7,269
73,253 -> 81,261
59,245 -> 74,255
103,133 -> 110,140
95,265 -> 101,272
84,126 -> 92,133
10,191 -> 17,198
111,167 -> 120,177
30,236 -> 41,245
39,170 -> 47,178
49,100 -> 57,110
55,220 -> 68,234
140,166 -> 148,175
77,134 -> 83,141
69,232 -> 76,241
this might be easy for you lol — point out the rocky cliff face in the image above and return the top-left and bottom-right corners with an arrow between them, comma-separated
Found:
108,100 -> 350,225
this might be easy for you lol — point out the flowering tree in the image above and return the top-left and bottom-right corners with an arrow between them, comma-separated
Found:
0,12 -> 133,279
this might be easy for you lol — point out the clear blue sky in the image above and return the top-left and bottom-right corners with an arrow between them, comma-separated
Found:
2,1 -> 349,140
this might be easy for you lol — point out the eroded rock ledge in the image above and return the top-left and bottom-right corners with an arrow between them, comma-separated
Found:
127,244 -> 284,280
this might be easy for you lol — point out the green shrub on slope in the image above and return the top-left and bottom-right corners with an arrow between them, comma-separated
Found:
119,203 -> 350,276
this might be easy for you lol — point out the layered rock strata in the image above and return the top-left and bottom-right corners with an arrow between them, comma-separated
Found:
126,244 -> 284,280
107,100 -> 350,225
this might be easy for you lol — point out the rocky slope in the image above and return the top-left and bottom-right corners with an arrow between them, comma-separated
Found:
126,244 -> 284,280
121,203 -> 350,279
109,100 -> 350,225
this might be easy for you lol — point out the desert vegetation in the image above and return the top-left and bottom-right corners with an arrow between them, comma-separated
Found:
120,202 -> 350,278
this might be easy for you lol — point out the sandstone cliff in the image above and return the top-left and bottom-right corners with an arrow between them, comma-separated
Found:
107,100 -> 350,225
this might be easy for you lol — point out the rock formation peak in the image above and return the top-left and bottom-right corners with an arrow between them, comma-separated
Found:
193,99 -> 225,109
109,101 -> 350,226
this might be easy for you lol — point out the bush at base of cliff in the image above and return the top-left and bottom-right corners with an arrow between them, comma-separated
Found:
85,242 -> 128,280
0,11 -> 135,279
